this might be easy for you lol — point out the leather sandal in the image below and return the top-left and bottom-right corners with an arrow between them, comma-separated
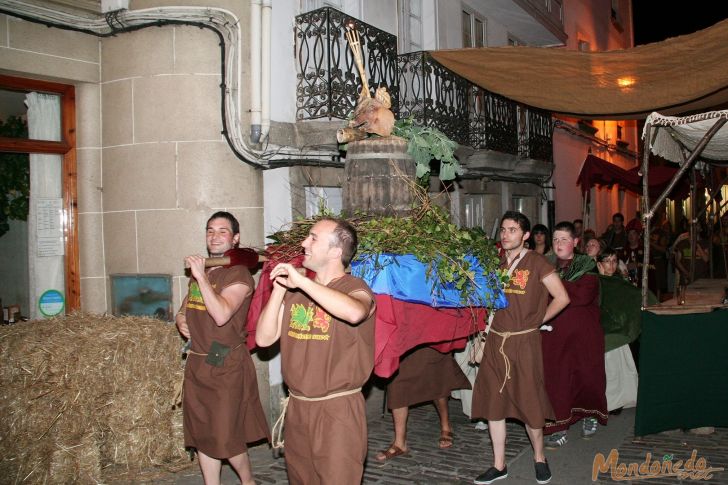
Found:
438,430 -> 454,449
375,444 -> 408,462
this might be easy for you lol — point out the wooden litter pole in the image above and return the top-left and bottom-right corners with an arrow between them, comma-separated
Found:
640,123 -> 652,307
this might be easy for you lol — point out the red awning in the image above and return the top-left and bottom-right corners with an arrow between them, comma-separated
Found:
577,154 -> 696,201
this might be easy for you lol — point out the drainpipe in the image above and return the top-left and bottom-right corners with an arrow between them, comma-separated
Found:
250,0 -> 262,144
261,0 -> 272,141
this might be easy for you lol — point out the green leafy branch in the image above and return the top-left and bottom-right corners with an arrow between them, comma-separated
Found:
267,187 -> 501,309
392,117 -> 462,183
338,117 -> 463,184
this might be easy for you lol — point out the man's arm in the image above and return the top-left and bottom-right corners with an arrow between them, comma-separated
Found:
270,263 -> 373,324
256,283 -> 286,347
186,255 -> 250,326
175,295 -> 190,338
541,272 -> 570,323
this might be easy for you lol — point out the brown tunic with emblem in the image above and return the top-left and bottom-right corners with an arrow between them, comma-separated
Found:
471,251 -> 556,428
281,274 -> 375,485
183,265 -> 270,459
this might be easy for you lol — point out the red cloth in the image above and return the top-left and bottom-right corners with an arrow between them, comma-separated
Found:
246,248 -> 315,350
373,295 -> 486,378
577,154 -> 699,202
246,254 -> 487,377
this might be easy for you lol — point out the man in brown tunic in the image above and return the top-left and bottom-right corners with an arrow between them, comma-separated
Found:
176,212 -> 270,485
256,218 -> 376,485
472,211 -> 569,485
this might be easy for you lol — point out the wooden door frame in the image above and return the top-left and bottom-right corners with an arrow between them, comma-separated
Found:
0,74 -> 80,313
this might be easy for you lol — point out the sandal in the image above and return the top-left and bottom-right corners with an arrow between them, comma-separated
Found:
438,430 -> 454,449
375,444 -> 408,462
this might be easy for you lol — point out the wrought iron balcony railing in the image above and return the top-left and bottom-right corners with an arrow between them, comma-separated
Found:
295,7 -> 398,120
400,52 -> 552,161
295,8 -> 552,163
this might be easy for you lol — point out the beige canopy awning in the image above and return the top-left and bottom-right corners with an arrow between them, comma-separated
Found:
429,19 -> 728,119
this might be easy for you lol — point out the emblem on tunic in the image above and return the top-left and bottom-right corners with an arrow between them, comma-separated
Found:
510,269 -> 530,290
312,307 -> 332,333
288,303 -> 332,338
289,304 -> 314,331
187,282 -> 206,311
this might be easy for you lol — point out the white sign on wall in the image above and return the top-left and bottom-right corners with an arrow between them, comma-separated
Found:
36,197 -> 64,257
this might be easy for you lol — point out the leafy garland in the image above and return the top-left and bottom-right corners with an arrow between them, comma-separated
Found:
267,187 -> 505,310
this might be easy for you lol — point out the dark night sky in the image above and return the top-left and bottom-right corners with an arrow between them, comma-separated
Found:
632,3 -> 728,45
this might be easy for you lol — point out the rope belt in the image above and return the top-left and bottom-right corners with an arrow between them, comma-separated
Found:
171,342 -> 245,408
186,341 -> 245,357
271,387 -> 362,449
490,328 -> 538,394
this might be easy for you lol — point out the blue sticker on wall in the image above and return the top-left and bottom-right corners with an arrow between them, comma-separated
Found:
39,289 -> 65,317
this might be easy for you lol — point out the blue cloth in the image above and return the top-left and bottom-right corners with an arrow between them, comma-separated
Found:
351,253 -> 508,309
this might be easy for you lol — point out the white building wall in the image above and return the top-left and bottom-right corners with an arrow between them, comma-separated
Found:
363,0 -> 398,35
271,1 -> 298,124
436,0 -> 463,48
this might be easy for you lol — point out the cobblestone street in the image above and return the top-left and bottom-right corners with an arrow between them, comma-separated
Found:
119,386 -> 727,484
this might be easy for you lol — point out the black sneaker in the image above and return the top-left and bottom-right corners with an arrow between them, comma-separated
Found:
474,466 -> 508,484
535,460 -> 552,484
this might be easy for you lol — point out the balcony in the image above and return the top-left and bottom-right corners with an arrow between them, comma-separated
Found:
295,7 -> 399,120
295,7 -> 552,164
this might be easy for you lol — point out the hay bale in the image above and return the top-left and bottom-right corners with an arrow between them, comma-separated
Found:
0,313 -> 189,484
49,431 -> 101,484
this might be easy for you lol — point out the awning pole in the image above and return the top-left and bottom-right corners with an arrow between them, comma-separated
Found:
641,123 -> 652,307
693,172 -> 728,221
689,164 -> 697,283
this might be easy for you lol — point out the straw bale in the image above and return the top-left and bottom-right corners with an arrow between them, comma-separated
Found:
0,313 -> 189,484
49,431 -> 101,484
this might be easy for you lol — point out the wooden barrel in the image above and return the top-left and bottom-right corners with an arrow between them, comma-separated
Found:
343,136 -> 416,217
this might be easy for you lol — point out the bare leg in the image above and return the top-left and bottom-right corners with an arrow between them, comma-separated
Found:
525,425 -> 546,463
433,397 -> 454,448
433,397 -> 452,434
375,406 -> 409,460
488,419 -> 507,470
391,406 -> 409,449
197,451 -> 222,485
228,451 -> 256,485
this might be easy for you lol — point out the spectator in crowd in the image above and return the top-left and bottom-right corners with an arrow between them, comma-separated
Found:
712,212 -> 728,278
528,224 -> 552,256
620,222 -> 644,286
672,221 -> 711,286
601,212 -> 628,252
585,237 -> 605,260
649,224 -> 670,299
596,248 -> 625,280
596,249 -> 650,414
579,229 -> 597,254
